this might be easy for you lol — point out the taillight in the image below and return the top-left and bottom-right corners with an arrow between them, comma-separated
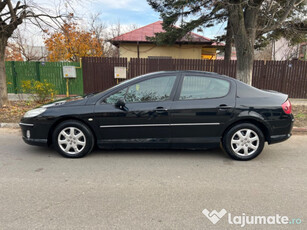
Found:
282,100 -> 292,114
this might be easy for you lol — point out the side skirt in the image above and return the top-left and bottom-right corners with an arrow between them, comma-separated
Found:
97,137 -> 220,150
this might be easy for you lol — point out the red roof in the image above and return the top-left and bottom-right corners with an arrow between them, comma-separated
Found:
111,21 -> 213,45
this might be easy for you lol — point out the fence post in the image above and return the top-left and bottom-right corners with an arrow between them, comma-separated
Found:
35,62 -> 41,81
11,61 -> 18,94
280,61 -> 288,93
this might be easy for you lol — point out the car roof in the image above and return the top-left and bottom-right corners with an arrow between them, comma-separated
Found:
145,70 -> 235,81
147,70 -> 220,75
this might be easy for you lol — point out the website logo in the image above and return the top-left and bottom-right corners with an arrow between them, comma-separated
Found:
202,209 -> 227,224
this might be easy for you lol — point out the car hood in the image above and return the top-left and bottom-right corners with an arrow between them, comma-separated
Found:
42,96 -> 88,108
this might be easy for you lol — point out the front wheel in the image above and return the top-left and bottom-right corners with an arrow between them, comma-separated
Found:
222,123 -> 265,161
52,120 -> 94,158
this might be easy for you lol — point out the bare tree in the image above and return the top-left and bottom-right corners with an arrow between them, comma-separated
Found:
0,0 -> 66,107
89,14 -> 139,57
106,21 -> 139,57
10,28 -> 47,61
88,13 -> 107,55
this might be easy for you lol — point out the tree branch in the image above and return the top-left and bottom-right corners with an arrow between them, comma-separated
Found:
0,5 -> 24,17
6,0 -> 16,22
0,0 -> 7,13
259,0 -> 301,33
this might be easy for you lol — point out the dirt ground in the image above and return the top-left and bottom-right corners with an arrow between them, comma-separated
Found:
1,101 -> 307,127
0,101 -> 42,123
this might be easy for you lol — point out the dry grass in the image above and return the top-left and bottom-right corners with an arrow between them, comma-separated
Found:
293,105 -> 307,127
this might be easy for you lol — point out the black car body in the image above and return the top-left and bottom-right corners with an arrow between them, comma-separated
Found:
20,71 -> 294,160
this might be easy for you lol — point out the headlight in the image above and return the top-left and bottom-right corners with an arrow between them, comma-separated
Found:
23,108 -> 47,118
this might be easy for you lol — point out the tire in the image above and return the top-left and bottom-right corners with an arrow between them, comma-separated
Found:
52,120 -> 94,158
222,123 -> 265,161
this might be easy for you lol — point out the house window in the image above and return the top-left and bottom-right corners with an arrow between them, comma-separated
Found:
148,56 -> 172,59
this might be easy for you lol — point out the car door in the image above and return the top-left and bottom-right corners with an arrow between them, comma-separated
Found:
169,73 -> 236,147
94,87 -> 128,143
95,74 -> 179,148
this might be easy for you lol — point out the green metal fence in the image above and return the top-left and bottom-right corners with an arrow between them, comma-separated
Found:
6,61 -> 84,95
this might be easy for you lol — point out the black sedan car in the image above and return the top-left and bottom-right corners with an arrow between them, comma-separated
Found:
20,71 -> 294,160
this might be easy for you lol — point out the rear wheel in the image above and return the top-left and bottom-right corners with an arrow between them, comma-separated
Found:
52,120 -> 94,158
222,123 -> 265,161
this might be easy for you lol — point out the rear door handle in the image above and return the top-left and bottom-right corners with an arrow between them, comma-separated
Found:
155,107 -> 168,113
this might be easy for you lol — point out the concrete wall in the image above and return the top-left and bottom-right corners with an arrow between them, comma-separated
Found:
119,43 -> 216,60
272,38 -> 299,61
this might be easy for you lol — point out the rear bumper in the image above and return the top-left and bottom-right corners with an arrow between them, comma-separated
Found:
269,133 -> 291,144
268,114 -> 294,144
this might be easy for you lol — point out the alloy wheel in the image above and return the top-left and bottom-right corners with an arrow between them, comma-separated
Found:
58,127 -> 86,155
230,128 -> 259,156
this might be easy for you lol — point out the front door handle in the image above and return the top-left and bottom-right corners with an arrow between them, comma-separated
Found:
217,104 -> 233,110
155,107 -> 168,113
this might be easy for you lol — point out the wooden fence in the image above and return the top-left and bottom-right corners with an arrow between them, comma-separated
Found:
128,58 -> 237,79
82,57 -> 127,94
82,57 -> 307,98
252,60 -> 307,98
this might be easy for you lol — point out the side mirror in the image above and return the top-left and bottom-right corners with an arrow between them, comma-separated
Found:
115,99 -> 126,110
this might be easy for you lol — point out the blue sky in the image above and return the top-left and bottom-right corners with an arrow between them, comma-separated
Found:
22,0 -> 224,45
88,0 -> 160,25
86,0 -> 224,39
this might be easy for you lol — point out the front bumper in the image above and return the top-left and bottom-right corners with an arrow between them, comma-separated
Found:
19,121 -> 50,146
22,136 -> 48,146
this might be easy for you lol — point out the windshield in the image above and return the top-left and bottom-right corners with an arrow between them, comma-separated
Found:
91,73 -> 151,98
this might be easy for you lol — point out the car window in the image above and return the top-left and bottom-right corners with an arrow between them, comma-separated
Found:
179,76 -> 230,100
104,88 -> 128,104
125,76 -> 176,103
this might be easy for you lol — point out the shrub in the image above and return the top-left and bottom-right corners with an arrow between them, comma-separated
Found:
21,80 -> 56,103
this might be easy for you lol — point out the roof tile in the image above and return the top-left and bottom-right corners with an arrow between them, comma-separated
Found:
111,21 -> 212,44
